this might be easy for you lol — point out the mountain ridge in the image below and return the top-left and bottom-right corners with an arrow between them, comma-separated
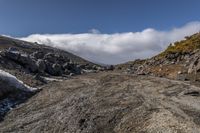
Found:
1,33 -> 200,132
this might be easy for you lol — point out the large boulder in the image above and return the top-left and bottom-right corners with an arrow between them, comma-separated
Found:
46,63 -> 62,76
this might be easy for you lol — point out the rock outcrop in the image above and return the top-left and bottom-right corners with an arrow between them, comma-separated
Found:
118,33 -> 200,81
0,47 -> 103,77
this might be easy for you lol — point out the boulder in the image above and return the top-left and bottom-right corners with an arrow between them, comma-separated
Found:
46,63 -> 62,76
4,49 -> 20,61
8,47 -> 18,52
79,64 -> 87,69
44,53 -> 56,63
92,65 -> 98,70
72,66 -> 81,75
45,62 -> 54,75
55,54 -> 70,64
31,51 -> 44,59
176,74 -> 189,81
52,63 -> 62,76
18,54 -> 29,64
96,66 -> 104,71
34,74 -> 47,83
106,65 -> 114,71
64,69 -> 70,75
70,73 -> 75,76
82,64 -> 94,70
63,62 -> 71,70
27,59 -> 38,73
36,59 -> 46,73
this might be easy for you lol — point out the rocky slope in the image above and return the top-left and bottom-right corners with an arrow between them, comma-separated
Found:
0,35 -> 105,86
0,35 -> 104,121
117,32 -> 200,82
1,72 -> 200,132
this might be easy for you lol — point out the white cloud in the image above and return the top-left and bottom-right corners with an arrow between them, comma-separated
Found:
19,21 -> 200,64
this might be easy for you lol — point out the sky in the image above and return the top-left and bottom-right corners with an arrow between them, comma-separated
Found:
1,0 -> 200,64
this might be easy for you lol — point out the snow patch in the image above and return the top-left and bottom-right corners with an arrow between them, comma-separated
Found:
0,69 -> 37,92
43,77 -> 63,82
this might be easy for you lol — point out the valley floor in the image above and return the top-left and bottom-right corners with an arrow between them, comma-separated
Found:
1,72 -> 200,133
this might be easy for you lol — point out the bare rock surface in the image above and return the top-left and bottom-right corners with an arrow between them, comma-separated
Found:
1,72 -> 200,132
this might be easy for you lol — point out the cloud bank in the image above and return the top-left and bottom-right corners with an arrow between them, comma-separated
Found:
20,21 -> 200,64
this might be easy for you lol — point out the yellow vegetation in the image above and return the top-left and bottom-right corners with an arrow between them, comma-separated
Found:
158,33 -> 200,57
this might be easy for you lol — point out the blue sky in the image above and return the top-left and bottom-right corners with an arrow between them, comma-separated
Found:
1,0 -> 200,64
0,0 -> 200,37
